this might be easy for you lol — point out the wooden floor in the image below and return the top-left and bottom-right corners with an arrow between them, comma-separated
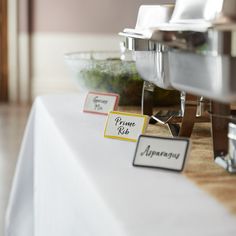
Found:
0,104 -> 30,235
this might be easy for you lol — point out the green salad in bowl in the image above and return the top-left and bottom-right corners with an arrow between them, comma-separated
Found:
64,51 -> 179,106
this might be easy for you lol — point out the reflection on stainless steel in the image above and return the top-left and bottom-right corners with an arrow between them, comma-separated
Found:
169,51 -> 236,102
120,0 -> 236,173
135,47 -> 171,89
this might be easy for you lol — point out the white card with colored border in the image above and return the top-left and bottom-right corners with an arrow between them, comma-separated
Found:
133,135 -> 190,172
104,111 -> 149,142
83,92 -> 119,115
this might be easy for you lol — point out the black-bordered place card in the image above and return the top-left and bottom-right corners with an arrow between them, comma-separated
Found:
83,91 -> 119,115
104,111 -> 149,142
133,135 -> 190,172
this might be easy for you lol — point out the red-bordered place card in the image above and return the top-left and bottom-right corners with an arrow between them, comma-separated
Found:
83,92 -> 119,115
133,135 -> 190,172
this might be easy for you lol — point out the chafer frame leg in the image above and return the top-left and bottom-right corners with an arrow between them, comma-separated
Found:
142,82 -> 210,138
141,81 -> 155,118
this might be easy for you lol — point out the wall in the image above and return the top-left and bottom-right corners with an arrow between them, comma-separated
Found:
19,0 -> 175,99
22,0 -> 175,33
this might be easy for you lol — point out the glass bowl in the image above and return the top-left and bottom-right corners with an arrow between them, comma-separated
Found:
64,51 -> 179,106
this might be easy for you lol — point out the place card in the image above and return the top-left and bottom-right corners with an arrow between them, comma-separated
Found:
104,111 -> 149,142
83,92 -> 119,115
133,135 -> 190,172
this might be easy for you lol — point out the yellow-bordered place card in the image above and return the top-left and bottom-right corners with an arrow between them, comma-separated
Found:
104,111 -> 149,142
133,135 -> 190,172
83,91 -> 119,115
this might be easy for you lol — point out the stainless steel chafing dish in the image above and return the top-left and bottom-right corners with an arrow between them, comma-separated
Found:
120,0 -> 236,173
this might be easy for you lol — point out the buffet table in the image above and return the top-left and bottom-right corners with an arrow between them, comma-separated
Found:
5,93 -> 236,236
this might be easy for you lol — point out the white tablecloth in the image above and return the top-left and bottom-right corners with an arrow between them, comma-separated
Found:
5,94 -> 236,236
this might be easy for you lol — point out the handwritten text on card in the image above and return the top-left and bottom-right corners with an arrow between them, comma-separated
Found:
83,92 -> 119,115
133,135 -> 190,171
104,111 -> 149,142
